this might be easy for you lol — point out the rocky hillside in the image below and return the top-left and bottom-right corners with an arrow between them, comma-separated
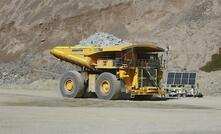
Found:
0,0 -> 221,95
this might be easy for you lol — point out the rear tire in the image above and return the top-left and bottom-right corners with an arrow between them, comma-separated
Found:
95,72 -> 121,100
60,71 -> 85,98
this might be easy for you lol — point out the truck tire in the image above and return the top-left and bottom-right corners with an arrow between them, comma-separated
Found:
95,72 -> 121,100
60,71 -> 85,98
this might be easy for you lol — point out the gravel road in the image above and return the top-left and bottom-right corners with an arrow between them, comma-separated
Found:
0,88 -> 221,134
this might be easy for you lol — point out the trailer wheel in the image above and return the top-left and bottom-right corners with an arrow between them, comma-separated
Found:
95,72 -> 121,100
60,71 -> 85,98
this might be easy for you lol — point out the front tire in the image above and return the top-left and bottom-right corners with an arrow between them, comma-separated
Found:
95,72 -> 121,100
60,71 -> 85,98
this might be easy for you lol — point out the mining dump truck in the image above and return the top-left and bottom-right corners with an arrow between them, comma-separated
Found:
50,43 -> 165,100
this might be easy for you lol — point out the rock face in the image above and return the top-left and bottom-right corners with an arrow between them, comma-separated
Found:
0,0 -> 220,95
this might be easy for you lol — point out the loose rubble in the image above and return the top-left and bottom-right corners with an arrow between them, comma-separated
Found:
78,32 -> 128,47
0,33 -> 127,85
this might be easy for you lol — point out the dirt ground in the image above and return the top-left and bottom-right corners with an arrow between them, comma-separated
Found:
0,88 -> 221,134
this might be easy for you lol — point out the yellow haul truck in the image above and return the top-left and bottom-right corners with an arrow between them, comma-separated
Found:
50,43 -> 165,100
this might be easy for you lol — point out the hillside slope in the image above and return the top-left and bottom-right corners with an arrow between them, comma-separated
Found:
0,0 -> 220,95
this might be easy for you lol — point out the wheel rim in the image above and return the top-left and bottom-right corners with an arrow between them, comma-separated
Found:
100,80 -> 111,95
64,79 -> 74,92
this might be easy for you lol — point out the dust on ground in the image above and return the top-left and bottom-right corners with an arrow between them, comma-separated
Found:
0,88 -> 221,134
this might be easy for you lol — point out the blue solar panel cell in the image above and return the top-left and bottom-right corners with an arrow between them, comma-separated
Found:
174,78 -> 181,84
167,79 -> 174,84
168,73 -> 175,78
189,79 -> 195,85
175,73 -> 182,79
189,73 -> 196,78
182,73 -> 189,78
181,78 -> 188,84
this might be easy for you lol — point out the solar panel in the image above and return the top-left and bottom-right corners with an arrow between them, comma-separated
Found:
167,72 -> 196,85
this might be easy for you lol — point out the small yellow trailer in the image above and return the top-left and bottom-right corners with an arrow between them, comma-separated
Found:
50,43 -> 165,100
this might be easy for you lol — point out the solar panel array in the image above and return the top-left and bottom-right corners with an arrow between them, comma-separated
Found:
167,72 -> 196,85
